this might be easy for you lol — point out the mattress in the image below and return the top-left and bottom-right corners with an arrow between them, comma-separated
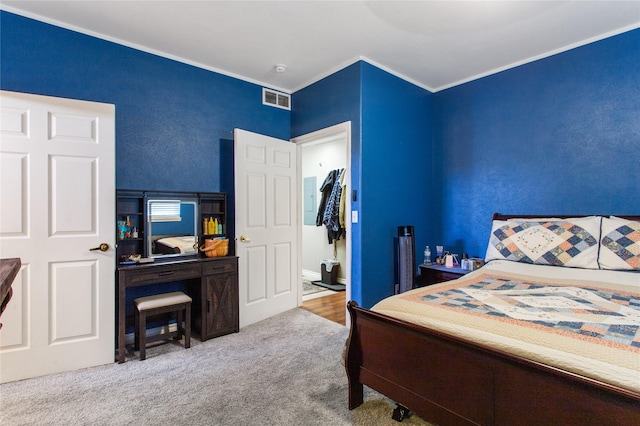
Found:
372,259 -> 640,393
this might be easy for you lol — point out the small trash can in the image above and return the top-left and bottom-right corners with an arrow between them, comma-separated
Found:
321,260 -> 339,285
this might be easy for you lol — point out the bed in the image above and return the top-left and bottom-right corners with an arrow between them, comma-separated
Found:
345,214 -> 640,425
152,235 -> 198,255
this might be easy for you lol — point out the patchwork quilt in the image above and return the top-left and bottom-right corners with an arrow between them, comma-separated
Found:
373,263 -> 640,392
411,275 -> 639,350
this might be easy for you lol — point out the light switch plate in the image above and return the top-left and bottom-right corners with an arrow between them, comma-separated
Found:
351,210 -> 358,223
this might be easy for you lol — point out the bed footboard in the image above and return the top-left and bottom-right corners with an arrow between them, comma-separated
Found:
345,301 -> 640,425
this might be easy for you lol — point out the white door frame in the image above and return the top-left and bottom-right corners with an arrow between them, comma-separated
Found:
291,122 -> 352,306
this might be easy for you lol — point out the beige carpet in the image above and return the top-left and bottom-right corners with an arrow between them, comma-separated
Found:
1,308 -> 436,425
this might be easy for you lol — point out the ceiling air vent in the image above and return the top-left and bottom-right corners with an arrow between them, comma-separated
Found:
263,88 -> 291,111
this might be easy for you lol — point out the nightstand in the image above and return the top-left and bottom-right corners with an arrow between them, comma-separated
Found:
418,264 -> 471,287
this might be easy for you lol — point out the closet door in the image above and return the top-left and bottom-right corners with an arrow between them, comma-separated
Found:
0,90 -> 115,382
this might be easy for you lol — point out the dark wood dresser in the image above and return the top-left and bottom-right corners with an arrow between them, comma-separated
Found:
117,256 -> 238,363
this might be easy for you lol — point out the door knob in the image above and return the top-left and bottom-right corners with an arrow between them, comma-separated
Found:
90,243 -> 110,252
239,235 -> 251,243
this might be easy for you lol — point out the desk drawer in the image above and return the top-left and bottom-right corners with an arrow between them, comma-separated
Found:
202,257 -> 237,275
124,263 -> 201,286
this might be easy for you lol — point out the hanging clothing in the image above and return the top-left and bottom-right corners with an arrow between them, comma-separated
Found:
322,168 -> 343,231
317,168 -> 346,244
316,169 -> 339,226
338,170 -> 346,230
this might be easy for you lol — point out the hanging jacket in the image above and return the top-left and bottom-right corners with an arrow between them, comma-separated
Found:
316,169 -> 338,226
322,168 -> 344,232
322,168 -> 345,243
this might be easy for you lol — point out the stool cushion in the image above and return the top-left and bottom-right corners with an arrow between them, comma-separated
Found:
135,291 -> 192,311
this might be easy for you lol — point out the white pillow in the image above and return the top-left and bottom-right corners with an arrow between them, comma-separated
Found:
599,216 -> 640,270
485,216 -> 601,269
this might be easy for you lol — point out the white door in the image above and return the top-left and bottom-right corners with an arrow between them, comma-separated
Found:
235,129 -> 297,327
0,90 -> 115,383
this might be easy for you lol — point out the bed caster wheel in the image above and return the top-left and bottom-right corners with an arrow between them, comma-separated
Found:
392,404 -> 411,422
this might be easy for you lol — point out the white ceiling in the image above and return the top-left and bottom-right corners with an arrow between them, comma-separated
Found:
3,1 -> 639,93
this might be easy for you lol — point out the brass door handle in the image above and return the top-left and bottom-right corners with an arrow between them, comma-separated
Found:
239,235 -> 251,243
90,243 -> 110,252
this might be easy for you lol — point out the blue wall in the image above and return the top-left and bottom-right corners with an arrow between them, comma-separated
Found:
0,11 -> 290,192
0,10 -> 291,327
292,62 -> 434,308
360,63 -> 433,307
4,11 -> 638,310
434,29 -> 640,259
291,63 -> 364,303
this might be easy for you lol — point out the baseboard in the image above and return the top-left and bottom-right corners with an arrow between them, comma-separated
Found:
302,268 -> 346,285
302,269 -> 321,282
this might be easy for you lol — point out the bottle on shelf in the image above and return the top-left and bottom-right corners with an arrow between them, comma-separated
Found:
117,220 -> 127,240
124,216 -> 131,238
424,245 -> 432,265
207,217 -> 215,235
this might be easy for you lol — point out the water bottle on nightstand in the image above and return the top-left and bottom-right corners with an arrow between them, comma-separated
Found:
424,246 -> 432,265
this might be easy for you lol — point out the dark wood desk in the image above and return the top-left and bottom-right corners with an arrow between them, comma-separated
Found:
117,256 -> 238,363
0,258 -> 21,329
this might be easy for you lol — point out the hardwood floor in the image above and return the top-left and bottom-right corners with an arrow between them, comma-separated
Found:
301,291 -> 346,326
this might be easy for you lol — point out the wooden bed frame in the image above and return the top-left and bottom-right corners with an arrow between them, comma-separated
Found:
345,214 -> 640,425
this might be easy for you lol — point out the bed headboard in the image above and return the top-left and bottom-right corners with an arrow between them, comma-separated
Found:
492,213 -> 640,221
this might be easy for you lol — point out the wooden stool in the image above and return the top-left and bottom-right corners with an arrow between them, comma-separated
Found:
134,291 -> 191,360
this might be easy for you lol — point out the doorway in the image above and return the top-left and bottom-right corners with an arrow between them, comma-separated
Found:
292,122 -> 351,321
